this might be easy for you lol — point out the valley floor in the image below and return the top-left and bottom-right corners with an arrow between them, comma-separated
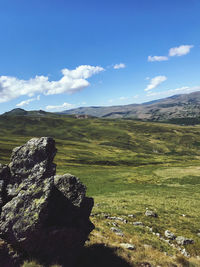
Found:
0,117 -> 200,266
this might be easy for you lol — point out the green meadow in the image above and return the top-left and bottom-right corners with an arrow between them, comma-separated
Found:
0,114 -> 200,266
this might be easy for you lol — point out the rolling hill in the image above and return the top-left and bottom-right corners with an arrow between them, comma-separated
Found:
1,110 -> 200,266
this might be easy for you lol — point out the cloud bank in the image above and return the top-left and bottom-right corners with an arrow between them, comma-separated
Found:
0,65 -> 104,103
145,76 -> 167,91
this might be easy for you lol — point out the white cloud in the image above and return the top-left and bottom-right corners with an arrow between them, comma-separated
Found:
16,95 -> 40,107
119,96 -> 129,101
0,65 -> 104,103
169,45 -> 194,57
148,56 -> 168,62
119,95 -> 139,101
17,98 -> 34,107
144,76 -> 167,91
46,102 -> 74,111
113,63 -> 126,69
108,95 -> 139,104
148,44 -> 194,63
146,86 -> 200,98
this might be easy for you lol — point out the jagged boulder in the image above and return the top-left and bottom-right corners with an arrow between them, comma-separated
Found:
9,137 -> 57,182
0,137 -> 94,266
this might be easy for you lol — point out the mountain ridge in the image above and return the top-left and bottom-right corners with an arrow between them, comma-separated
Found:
60,91 -> 200,121
2,91 -> 200,123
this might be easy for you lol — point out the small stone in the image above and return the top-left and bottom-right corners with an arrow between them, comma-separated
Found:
116,232 -> 124,237
181,248 -> 190,257
107,216 -> 127,223
133,222 -> 143,226
120,243 -> 135,250
176,236 -> 194,245
197,233 -> 200,237
138,262 -> 151,267
128,214 -> 135,218
110,227 -> 123,236
164,230 -> 176,240
145,210 -> 158,217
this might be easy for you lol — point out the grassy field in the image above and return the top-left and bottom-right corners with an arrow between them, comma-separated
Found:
0,115 -> 200,266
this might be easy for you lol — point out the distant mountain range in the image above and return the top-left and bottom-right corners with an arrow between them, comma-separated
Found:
3,91 -> 200,124
59,91 -> 200,122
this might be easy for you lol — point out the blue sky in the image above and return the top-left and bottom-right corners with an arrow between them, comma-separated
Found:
0,0 -> 200,113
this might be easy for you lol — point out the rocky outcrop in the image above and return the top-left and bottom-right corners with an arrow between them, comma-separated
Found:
0,137 -> 94,266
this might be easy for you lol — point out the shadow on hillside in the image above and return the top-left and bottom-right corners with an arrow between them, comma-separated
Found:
7,242 -> 155,267
76,244 -> 133,267
27,243 -> 134,267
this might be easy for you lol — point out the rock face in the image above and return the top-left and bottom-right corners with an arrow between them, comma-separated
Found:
0,137 -> 94,266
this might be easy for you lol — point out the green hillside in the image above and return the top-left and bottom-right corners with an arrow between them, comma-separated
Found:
1,114 -> 200,165
1,114 -> 200,266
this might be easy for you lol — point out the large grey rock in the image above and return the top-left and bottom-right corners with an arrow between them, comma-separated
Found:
0,137 -> 94,266
133,221 -> 143,226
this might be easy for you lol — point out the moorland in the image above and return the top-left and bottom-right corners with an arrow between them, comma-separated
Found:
0,112 -> 200,266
